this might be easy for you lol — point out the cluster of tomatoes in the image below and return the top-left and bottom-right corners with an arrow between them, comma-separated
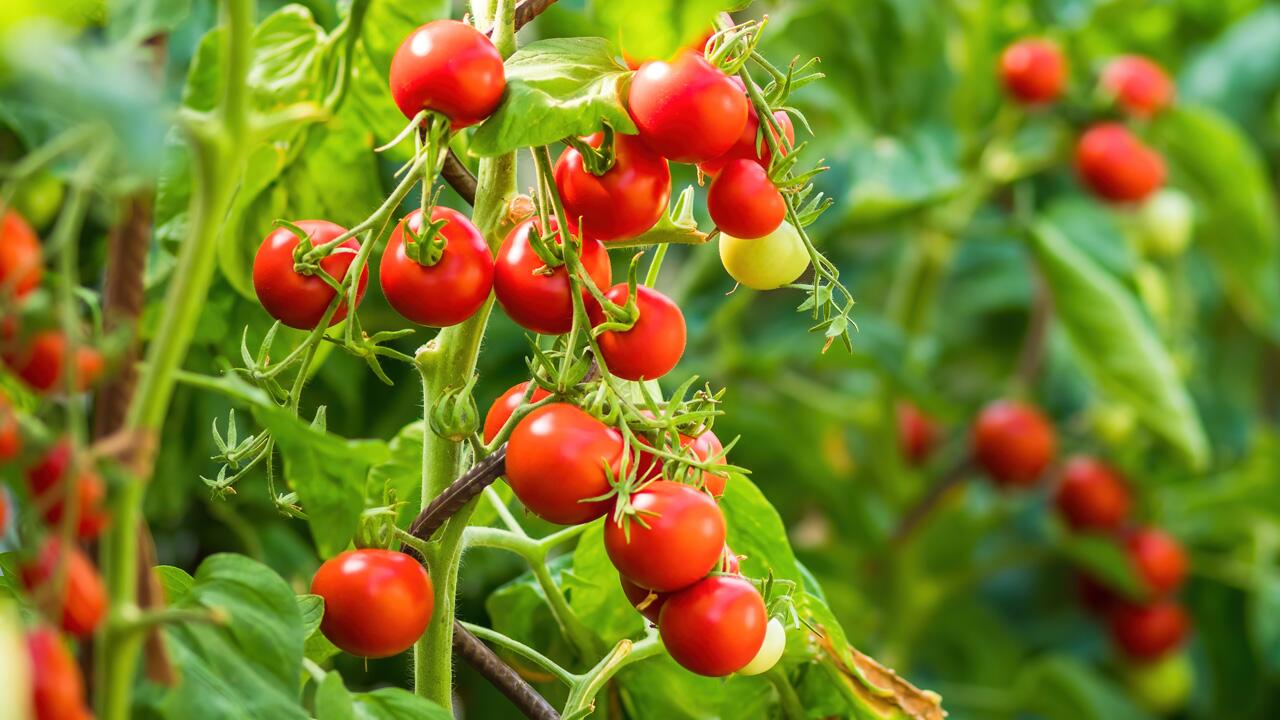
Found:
900,399 -> 1192,665
1000,39 -> 1174,205
1,210 -> 112,720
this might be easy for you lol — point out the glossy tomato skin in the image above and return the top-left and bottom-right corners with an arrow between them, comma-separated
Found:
698,78 -> 795,176
493,219 -> 612,335
27,442 -> 110,540
28,628 -> 90,720
482,381 -> 553,444
719,220 -> 809,290
1,210 -> 42,301
311,549 -> 434,658
1055,456 -> 1132,531
1076,123 -> 1165,204
1108,600 -> 1189,661
627,51 -> 749,163
381,207 -> 494,327
3,331 -> 103,395
604,480 -> 725,592
621,575 -> 667,623
659,575 -> 767,676
897,402 -> 939,467
971,400 -> 1056,488
389,20 -> 505,129
506,403 -> 623,524
254,221 -> 368,330
0,395 -> 20,462
555,132 -> 671,242
22,539 -> 106,637
1126,527 -> 1187,597
999,39 -> 1066,105
707,160 -> 785,240
1101,55 -> 1174,118
587,284 -> 686,381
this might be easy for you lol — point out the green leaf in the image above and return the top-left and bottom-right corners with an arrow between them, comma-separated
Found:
591,0 -> 735,62
1030,219 -> 1208,469
470,38 -> 636,157
315,672 -> 357,720
1014,657 -> 1152,720
566,523 -> 646,642
719,473 -> 803,582
107,0 -> 192,45
1179,5 -> 1280,128
1150,105 -> 1280,339
367,420 -> 425,526
844,126 -> 962,223
350,688 -> 453,719
1056,533 -> 1144,599
155,565 -> 196,603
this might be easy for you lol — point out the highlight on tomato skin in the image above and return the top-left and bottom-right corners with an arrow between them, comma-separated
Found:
505,403 -> 623,525
554,132 -> 671,243
1074,123 -> 1165,204
603,480 -> 726,593
658,575 -> 768,677
380,207 -> 494,328
1100,55 -> 1175,118
587,284 -> 687,382
389,19 -> 506,129
999,38 -> 1067,105
310,548 -> 435,659
627,50 -> 749,164
482,381 -> 553,444
252,221 -> 369,330
971,400 -> 1057,488
493,218 -> 612,335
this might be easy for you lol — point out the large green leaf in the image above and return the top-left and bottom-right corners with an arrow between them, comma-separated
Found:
471,38 -> 636,157
315,670 -> 451,720
1030,220 -> 1208,469
1150,106 -> 1280,339
844,126 -> 962,224
1179,5 -> 1280,127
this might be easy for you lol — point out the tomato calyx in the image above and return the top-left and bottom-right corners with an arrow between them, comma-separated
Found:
277,220 -> 353,287
704,19 -> 762,76
428,373 -> 481,442
563,126 -> 618,176
588,256 -> 644,336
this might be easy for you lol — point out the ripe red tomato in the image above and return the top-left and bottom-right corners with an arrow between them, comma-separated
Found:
999,38 -> 1066,105
1108,600 -> 1189,661
28,628 -> 91,720
1075,123 -> 1165,204
659,575 -> 767,676
627,50 -> 749,163
311,549 -> 434,658
587,284 -> 685,381
0,394 -> 20,461
971,400 -> 1056,487
1055,456 -> 1132,531
897,402 -> 939,467
389,20 -> 506,129
707,160 -> 785,240
555,132 -> 671,242
1126,527 -> 1187,597
505,403 -> 623,524
698,79 -> 795,176
253,221 -> 368,330
381,207 -> 494,327
621,575 -> 667,623
604,480 -> 725,592
27,441 -> 110,540
493,218 -> 612,335
21,539 -> 106,637
483,381 -> 553,444
1101,55 -> 1174,118
3,331 -> 104,395
1,210 -> 42,301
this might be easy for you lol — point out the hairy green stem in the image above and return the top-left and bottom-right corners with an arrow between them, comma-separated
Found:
561,633 -> 664,719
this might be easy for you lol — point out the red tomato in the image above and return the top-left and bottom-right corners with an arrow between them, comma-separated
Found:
1055,456 -> 1132,531
971,400 -> 1056,487
0,210 -> 42,301
706,160 -> 785,240
698,78 -> 795,176
483,381 -> 553,444
3,331 -> 104,395
505,403 -> 623,524
604,480 -> 725,592
1126,527 -> 1187,597
0,394 -> 20,461
999,38 -> 1066,105
253,221 -> 368,330
1075,123 -> 1165,204
389,20 -> 506,129
896,402 -> 939,467
1101,55 -> 1174,118
633,428 -> 729,497
1108,600 -> 1189,661
21,539 -> 106,637
587,284 -> 685,381
621,575 -> 667,623
28,628 -> 90,720
627,50 -> 749,163
311,549 -> 434,658
555,132 -> 671,242
658,575 -> 767,676
381,207 -> 494,327
26,441 -> 110,540
493,218 -> 612,335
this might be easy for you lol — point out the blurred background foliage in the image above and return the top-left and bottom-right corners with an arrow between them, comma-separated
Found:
3,0 -> 1280,717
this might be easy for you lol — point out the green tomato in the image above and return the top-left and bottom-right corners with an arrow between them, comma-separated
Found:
1090,402 -> 1136,446
719,220 -> 809,290
1137,189 -> 1193,259
1124,651 -> 1193,713
12,171 -> 65,230
738,617 -> 785,676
